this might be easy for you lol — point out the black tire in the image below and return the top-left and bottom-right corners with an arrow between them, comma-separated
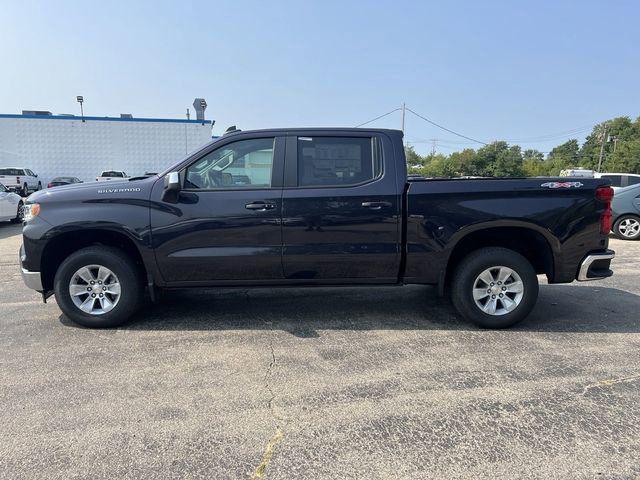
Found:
11,201 -> 24,223
37,181 -> 42,191
451,247 -> 539,329
21,184 -> 28,197
613,215 -> 640,240
54,246 -> 143,328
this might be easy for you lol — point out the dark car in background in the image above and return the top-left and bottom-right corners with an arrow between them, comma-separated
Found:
611,183 -> 640,240
47,177 -> 82,188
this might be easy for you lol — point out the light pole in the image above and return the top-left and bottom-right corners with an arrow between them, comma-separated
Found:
76,96 -> 85,122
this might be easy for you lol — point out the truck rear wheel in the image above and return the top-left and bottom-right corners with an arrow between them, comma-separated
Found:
54,246 -> 142,328
451,247 -> 539,328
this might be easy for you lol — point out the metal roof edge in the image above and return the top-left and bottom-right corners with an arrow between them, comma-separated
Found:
0,113 -> 213,124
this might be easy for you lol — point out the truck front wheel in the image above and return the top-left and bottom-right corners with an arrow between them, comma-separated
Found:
54,246 -> 142,328
451,247 -> 539,328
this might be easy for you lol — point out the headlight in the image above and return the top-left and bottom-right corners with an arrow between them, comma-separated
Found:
23,203 -> 40,222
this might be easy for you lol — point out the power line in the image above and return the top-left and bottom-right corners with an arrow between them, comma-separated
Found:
405,107 -> 489,145
354,108 -> 401,128
503,126 -> 594,143
355,104 -> 599,151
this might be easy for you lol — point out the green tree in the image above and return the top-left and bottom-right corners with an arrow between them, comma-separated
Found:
545,139 -> 579,175
490,145 -> 524,177
448,148 -> 478,176
522,149 -> 546,176
405,145 -> 422,167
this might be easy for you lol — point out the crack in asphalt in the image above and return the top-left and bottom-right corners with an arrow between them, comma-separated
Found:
245,291 -> 289,479
251,313 -> 290,479
581,374 -> 640,395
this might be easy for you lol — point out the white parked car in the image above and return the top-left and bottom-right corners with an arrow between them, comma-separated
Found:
560,168 -> 595,178
0,182 -> 24,223
0,167 -> 42,196
96,170 -> 129,182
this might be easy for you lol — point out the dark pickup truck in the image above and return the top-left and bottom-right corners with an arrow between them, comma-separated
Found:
20,128 -> 615,328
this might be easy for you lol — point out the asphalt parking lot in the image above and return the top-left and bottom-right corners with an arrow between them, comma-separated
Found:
0,222 -> 639,479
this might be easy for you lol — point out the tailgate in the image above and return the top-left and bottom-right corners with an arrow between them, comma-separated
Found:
0,175 -> 19,186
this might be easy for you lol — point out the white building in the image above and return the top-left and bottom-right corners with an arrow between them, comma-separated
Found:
0,110 -> 213,184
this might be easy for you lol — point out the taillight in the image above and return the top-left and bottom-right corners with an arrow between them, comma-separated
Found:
47,183 -> 53,188
16,176 -> 20,184
596,186 -> 614,234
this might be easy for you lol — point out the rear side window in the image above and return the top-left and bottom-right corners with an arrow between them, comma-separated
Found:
297,136 -> 382,187
102,171 -> 123,177
602,174 -> 623,187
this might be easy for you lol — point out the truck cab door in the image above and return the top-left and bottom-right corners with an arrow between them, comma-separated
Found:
281,133 -> 401,282
150,135 -> 285,284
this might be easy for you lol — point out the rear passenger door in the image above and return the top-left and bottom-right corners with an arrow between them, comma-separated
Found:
281,132 -> 401,282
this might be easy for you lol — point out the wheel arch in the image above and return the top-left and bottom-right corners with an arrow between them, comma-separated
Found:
614,211 -> 640,223
41,228 -> 147,291
443,222 -> 557,292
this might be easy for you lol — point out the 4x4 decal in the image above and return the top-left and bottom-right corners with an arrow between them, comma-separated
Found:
540,181 -> 583,189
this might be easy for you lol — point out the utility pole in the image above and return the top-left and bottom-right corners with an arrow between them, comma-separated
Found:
431,139 -> 437,156
597,123 -> 609,172
611,135 -> 618,153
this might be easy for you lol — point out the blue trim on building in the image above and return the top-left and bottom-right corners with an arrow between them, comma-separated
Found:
0,113 -> 212,124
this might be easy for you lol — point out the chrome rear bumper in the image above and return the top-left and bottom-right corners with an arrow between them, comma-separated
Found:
577,250 -> 615,281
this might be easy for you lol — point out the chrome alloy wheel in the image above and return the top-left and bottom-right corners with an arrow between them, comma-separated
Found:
472,266 -> 524,316
619,218 -> 640,238
69,265 -> 121,315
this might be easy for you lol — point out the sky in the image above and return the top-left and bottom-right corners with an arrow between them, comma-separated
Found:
1,0 -> 639,155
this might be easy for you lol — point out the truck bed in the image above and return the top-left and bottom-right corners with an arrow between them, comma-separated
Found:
403,177 -> 611,285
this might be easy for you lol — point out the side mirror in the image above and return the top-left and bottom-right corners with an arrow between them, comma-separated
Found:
162,171 -> 181,202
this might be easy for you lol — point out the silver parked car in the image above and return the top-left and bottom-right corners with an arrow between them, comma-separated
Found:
611,183 -> 640,240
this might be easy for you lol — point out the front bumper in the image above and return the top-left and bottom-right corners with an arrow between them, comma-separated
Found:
577,249 -> 615,281
19,246 -> 43,291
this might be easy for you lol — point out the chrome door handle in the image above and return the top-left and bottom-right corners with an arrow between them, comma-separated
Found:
245,202 -> 275,211
361,201 -> 391,210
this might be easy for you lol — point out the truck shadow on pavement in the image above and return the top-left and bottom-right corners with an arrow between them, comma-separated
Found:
60,284 -> 640,335
0,223 -> 22,240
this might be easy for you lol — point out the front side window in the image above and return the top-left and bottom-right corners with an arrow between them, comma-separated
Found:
297,136 -> 382,187
185,138 -> 275,189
